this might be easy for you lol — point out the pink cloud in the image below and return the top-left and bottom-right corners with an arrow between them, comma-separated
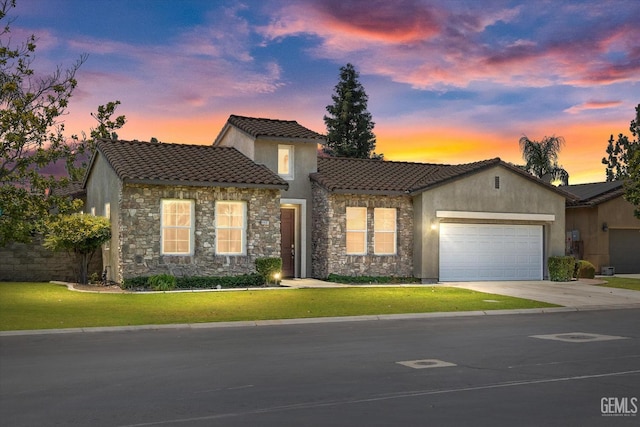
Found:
262,0 -> 640,90
564,100 -> 623,114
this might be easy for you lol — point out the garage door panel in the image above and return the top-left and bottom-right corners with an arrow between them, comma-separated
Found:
609,230 -> 640,274
439,223 -> 543,281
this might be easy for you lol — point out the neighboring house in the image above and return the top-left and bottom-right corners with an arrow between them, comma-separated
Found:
564,181 -> 640,274
85,114 -> 573,284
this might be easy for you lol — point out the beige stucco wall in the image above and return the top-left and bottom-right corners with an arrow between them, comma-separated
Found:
566,195 -> 640,271
254,138 -> 318,277
84,153 -> 122,283
414,165 -> 566,281
215,126 -> 255,159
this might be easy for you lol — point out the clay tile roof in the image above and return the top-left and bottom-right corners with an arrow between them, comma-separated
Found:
563,181 -> 625,206
90,139 -> 288,189
226,115 -> 325,141
311,157 -> 503,195
52,180 -> 86,198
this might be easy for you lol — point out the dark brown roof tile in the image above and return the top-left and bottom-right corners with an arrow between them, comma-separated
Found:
227,115 -> 325,141
91,139 -> 288,189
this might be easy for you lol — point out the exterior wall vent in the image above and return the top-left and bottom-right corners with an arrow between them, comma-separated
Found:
494,176 -> 500,189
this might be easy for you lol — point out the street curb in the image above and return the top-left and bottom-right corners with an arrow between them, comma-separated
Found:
5,305 -> 640,337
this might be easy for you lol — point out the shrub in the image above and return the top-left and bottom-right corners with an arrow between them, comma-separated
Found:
176,274 -> 264,289
255,257 -> 282,284
326,274 -> 420,284
575,260 -> 596,279
147,274 -> 177,291
122,274 -> 264,290
548,256 -> 576,282
122,276 -> 149,289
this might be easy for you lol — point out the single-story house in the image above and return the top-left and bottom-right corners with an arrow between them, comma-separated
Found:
85,114 -> 573,284
564,181 -> 640,274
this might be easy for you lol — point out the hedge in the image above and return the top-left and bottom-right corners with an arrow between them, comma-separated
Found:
575,260 -> 596,279
326,274 -> 420,284
548,256 -> 576,282
122,273 -> 264,290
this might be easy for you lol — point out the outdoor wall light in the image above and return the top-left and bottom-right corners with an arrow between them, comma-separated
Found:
430,221 -> 438,231
602,222 -> 608,232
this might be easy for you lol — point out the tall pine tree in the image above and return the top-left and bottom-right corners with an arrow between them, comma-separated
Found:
602,103 -> 639,181
323,63 -> 381,159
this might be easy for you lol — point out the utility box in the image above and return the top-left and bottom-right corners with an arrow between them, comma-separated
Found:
601,266 -> 615,276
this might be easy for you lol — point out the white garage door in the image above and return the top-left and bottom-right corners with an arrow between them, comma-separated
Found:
439,223 -> 543,281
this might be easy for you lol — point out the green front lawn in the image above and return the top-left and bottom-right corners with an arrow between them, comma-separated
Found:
0,282 -> 559,331
594,276 -> 640,291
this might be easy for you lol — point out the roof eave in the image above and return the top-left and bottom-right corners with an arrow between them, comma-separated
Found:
123,178 -> 289,191
255,135 -> 325,144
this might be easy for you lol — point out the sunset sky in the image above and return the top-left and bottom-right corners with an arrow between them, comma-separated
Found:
9,0 -> 640,184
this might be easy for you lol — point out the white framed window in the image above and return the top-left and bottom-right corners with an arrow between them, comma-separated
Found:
278,145 -> 294,180
374,208 -> 397,255
161,199 -> 194,255
104,203 -> 111,219
216,201 -> 246,255
346,207 -> 367,255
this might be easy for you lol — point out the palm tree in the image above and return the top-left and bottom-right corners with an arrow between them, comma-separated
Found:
518,135 -> 569,185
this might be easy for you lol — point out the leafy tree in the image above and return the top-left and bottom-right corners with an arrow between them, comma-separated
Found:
626,147 -> 640,219
518,135 -> 569,185
602,103 -> 639,182
43,213 -> 111,284
323,63 -> 381,159
0,0 -> 124,244
66,100 -> 126,181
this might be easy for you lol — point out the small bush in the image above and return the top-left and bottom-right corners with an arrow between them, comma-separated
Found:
122,276 -> 149,289
575,260 -> 596,279
326,274 -> 420,284
548,256 -> 576,282
176,274 -> 264,289
122,274 -> 265,290
255,257 -> 282,284
147,274 -> 177,291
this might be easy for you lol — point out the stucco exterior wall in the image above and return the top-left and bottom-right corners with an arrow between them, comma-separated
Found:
414,165 -> 566,281
311,184 -> 413,278
118,184 -> 281,282
566,196 -> 640,271
85,153 -> 122,283
254,138 -> 318,277
215,126 -> 255,160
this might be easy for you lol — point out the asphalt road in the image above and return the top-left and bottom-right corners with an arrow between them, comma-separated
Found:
1,309 -> 639,427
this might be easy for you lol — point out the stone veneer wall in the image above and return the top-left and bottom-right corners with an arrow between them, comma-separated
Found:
118,184 -> 281,282
312,183 -> 414,278
0,235 -> 102,282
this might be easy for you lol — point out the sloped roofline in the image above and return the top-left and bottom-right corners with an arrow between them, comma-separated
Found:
564,181 -> 625,207
213,114 -> 326,145
310,156 -> 577,199
83,139 -> 288,190
410,158 -> 578,199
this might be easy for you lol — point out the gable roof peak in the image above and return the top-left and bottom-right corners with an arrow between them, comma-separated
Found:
224,114 -> 325,141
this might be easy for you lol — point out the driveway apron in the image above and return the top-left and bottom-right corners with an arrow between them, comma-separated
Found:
443,280 -> 640,309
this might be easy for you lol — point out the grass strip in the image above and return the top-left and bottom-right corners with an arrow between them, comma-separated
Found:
593,277 -> 640,291
0,282 -> 559,331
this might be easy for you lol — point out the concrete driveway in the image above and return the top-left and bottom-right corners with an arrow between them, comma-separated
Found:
444,279 -> 640,309
282,277 -> 640,310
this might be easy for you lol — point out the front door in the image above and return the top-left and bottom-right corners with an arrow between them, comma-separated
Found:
280,208 -> 296,277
